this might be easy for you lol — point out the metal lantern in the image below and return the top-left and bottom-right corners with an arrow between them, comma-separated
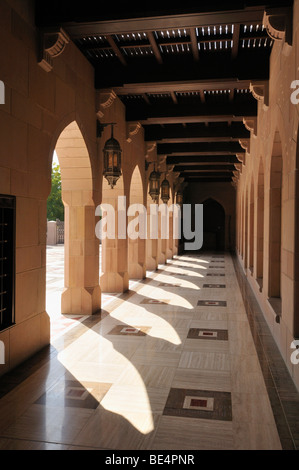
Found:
176,190 -> 183,207
161,176 -> 170,204
103,123 -> 122,189
148,166 -> 160,203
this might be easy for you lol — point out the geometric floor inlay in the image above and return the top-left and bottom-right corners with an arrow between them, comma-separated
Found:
197,300 -> 227,307
107,325 -> 151,336
163,388 -> 232,421
187,328 -> 228,340
35,380 -> 112,409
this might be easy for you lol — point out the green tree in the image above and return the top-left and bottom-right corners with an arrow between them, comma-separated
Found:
47,164 -> 64,221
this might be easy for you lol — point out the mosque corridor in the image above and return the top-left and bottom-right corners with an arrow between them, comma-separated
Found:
0,251 -> 298,451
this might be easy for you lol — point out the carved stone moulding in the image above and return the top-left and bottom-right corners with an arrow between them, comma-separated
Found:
38,28 -> 70,72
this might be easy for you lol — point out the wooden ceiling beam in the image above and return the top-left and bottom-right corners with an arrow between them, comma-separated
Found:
63,7 -> 266,37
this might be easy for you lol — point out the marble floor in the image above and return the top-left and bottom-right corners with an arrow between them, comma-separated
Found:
0,250 -> 298,450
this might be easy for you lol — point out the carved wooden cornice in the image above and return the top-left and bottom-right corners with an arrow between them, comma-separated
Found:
38,28 -> 70,72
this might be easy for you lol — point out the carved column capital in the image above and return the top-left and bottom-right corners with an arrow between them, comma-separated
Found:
239,139 -> 250,153
243,117 -> 257,137
126,122 -> 142,143
263,7 -> 292,49
236,153 -> 245,164
250,81 -> 269,109
96,90 -> 117,118
145,142 -> 157,160
38,28 -> 70,72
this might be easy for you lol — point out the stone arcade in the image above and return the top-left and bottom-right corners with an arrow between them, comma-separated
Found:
0,0 -> 298,451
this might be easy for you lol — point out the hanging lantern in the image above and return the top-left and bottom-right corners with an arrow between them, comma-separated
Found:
148,165 -> 160,203
103,123 -> 122,189
176,190 -> 183,207
161,176 -> 170,204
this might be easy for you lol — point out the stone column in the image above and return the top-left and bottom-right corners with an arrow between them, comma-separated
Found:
61,193 -> 101,314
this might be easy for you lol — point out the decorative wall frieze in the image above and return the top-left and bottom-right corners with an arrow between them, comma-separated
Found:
38,28 -> 70,72
263,7 -> 292,51
250,81 -> 269,109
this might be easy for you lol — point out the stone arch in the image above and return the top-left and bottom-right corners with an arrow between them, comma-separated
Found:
128,165 -> 146,279
52,120 -> 101,314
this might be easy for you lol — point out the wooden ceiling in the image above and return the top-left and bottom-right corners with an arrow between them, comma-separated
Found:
35,1 -> 293,185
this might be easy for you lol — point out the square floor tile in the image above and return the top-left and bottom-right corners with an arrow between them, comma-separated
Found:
163,388 -> 232,421
108,325 -> 151,336
197,300 -> 227,307
187,328 -> 228,341
203,284 -> 226,288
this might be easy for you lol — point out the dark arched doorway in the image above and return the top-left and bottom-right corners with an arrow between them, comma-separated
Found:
202,198 -> 225,251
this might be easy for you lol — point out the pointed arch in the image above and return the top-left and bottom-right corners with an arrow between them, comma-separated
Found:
128,165 -> 146,279
50,120 -> 101,314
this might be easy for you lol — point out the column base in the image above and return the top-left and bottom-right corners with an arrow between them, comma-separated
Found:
128,263 -> 146,280
100,271 -> 129,293
61,285 -> 101,315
